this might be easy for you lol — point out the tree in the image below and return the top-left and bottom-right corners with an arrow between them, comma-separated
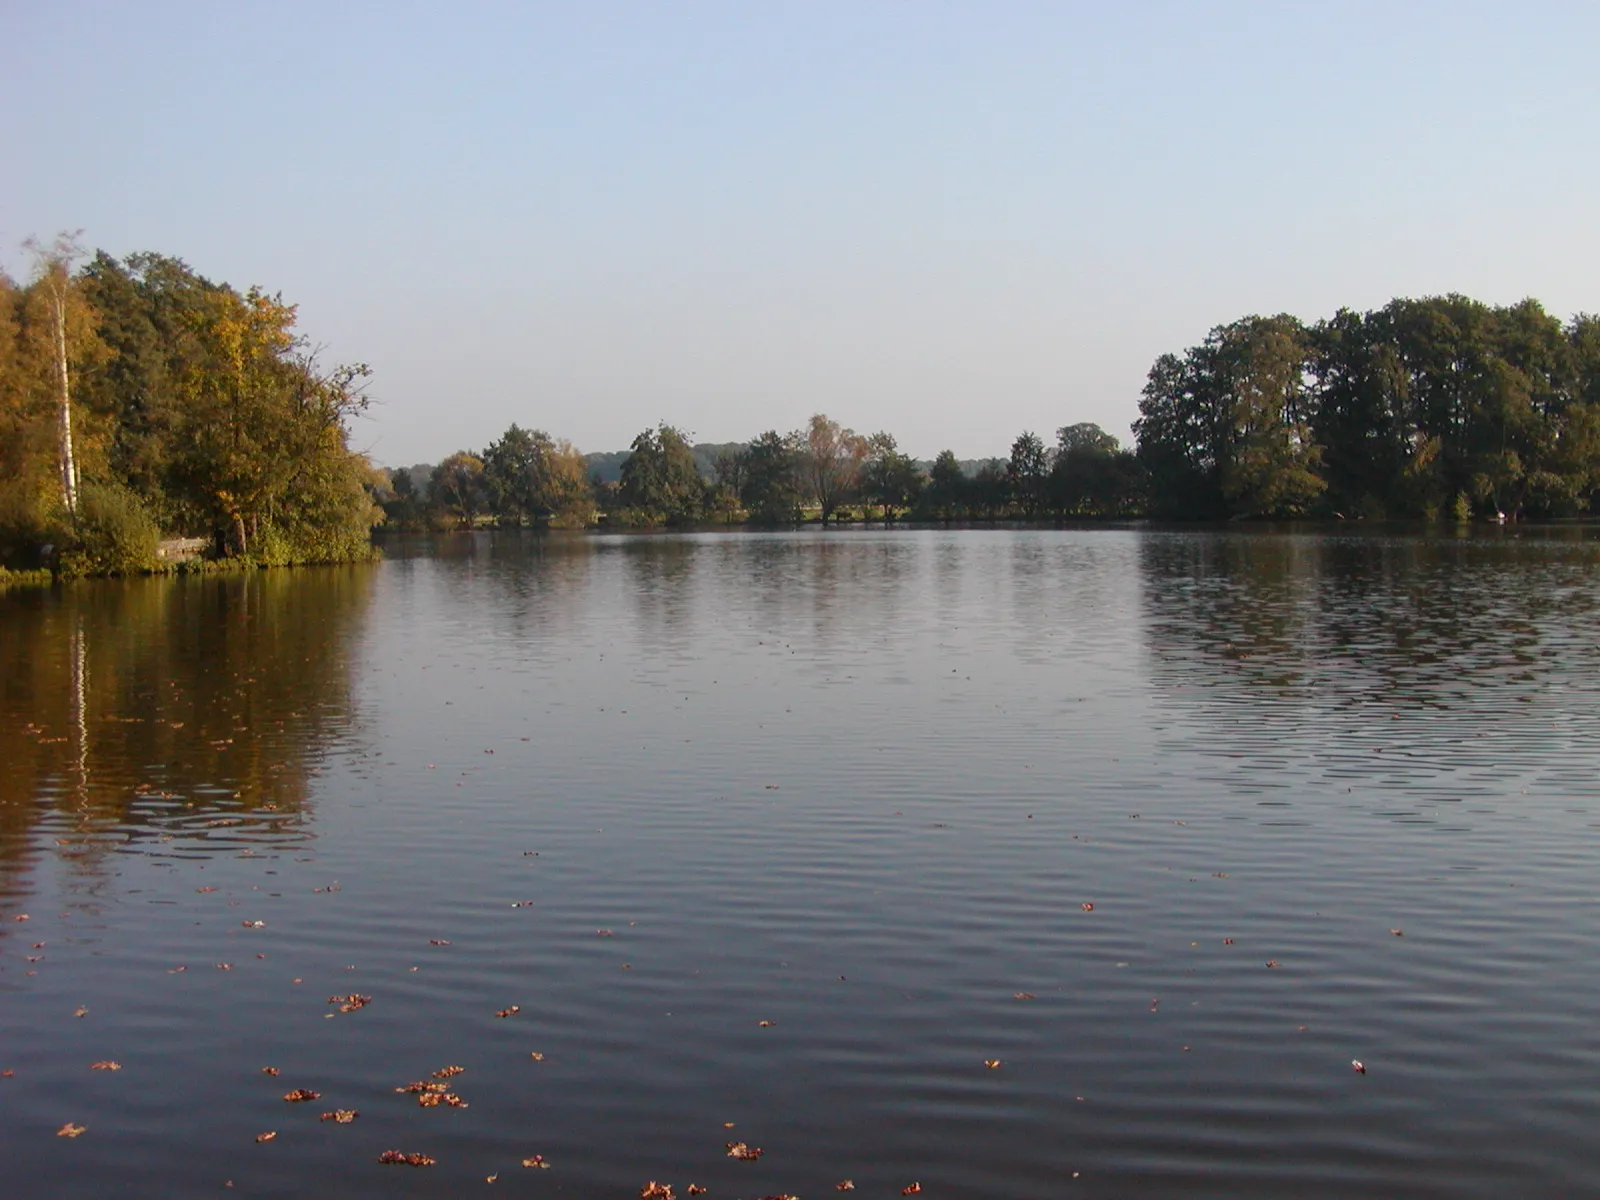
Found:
618,423 -> 704,524
860,432 -> 923,521
739,430 -> 804,524
1006,431 -> 1050,516
429,452 -> 487,528
482,423 -> 591,527
801,413 -> 867,525
23,233 -> 92,522
923,449 -> 966,521
1136,314 -> 1324,518
1050,424 -> 1143,515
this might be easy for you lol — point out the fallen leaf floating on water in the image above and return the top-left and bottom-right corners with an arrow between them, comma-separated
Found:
196,886 -> 216,894
329,993 -> 371,1013
282,1089 -> 320,1102
837,1183 -> 856,1191
725,1142 -> 763,1160
319,1110 -> 358,1123
74,1006 -> 89,1018
1352,1059 -> 1367,1074
687,1187 -> 707,1196
429,939 -> 452,946
640,1183 -> 674,1199
417,1091 -> 468,1108
377,1150 -> 435,1167
1266,960 -> 1280,968
529,1052 -> 544,1062
495,1006 -> 520,1018
242,921 -> 265,929
522,1155 -> 550,1169
57,1123 -> 87,1138
487,1174 -> 498,1183
902,1184 -> 922,1195
1390,929 -> 1404,937
1013,992 -> 1036,1000
432,1065 -> 465,1079
758,1020 -> 775,1027
596,929 -> 614,937
255,1131 -> 277,1144
984,1059 -> 1001,1069
511,902 -> 534,909
90,1061 -> 121,1071
397,1081 -> 450,1094
261,1067 -> 279,1076
1223,938 -> 1234,945
1081,903 -> 1094,912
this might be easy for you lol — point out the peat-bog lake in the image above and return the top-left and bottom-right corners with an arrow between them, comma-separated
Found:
4,526 -> 1600,1199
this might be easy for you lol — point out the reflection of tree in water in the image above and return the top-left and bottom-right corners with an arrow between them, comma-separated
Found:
0,567 -> 375,906
1137,529 -> 1600,805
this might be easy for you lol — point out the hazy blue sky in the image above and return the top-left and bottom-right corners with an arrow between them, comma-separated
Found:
4,2 -> 1597,464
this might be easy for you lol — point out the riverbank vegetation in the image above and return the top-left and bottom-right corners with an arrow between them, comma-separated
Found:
389,294 -> 1599,530
1,235 -> 381,575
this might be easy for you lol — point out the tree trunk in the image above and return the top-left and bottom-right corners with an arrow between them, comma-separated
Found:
52,281 -> 78,520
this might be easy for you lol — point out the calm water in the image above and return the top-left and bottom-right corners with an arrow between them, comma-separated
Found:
4,527 -> 1600,1199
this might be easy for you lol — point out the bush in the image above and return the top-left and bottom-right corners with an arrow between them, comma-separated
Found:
57,483 -> 160,577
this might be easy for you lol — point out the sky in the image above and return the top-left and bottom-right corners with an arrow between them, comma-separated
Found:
3,1 -> 1598,466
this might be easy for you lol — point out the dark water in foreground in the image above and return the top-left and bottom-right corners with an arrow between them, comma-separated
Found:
4,527 -> 1600,1199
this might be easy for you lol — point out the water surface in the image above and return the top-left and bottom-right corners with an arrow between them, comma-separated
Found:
4,527 -> 1600,1198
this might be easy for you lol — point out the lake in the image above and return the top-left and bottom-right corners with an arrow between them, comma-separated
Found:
4,526 -> 1600,1199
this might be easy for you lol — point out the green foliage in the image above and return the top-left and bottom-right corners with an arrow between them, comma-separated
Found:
618,423 -> 706,525
482,424 -> 593,527
57,482 -> 159,577
861,433 -> 924,521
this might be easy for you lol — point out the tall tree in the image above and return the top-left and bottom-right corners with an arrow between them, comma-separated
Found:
738,430 -> 804,524
618,423 -> 704,523
801,413 -> 866,525
482,423 -> 591,526
429,452 -> 487,528
1006,431 -> 1050,516
860,432 -> 923,521
923,449 -> 967,521
23,233 -> 94,521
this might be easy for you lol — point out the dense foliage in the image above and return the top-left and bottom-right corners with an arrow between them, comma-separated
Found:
399,294 -> 1596,530
1137,298 -> 1600,520
1,239 -> 382,571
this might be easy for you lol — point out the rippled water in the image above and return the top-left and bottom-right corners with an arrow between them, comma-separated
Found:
4,527 -> 1600,1199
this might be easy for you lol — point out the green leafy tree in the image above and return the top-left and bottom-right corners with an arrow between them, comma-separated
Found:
429,452 -> 487,528
619,423 -> 705,524
861,432 -> 923,521
482,423 -> 592,527
1136,314 -> 1325,518
1006,431 -> 1050,516
922,449 -> 967,521
738,431 -> 804,524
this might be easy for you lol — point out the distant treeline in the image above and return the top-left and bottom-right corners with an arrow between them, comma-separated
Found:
1,238 -> 379,575
392,293 -> 1600,530
7,239 -> 1597,580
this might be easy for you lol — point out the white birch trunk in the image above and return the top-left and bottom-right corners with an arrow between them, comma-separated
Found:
51,274 -> 79,519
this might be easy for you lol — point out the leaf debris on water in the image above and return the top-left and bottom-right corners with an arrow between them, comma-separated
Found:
378,1150 -> 435,1166
261,1066 -> 279,1076
432,1065 -> 465,1078
725,1142 -> 762,1160
57,1123 -> 87,1138
319,1110 -> 358,1123
255,1131 -> 277,1143
282,1088 -> 320,1102
495,1005 -> 520,1018
522,1155 -> 550,1169
640,1184 -> 674,1200
90,1061 -> 121,1071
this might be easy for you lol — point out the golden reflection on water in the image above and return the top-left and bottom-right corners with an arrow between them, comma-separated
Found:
0,567 -> 376,900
